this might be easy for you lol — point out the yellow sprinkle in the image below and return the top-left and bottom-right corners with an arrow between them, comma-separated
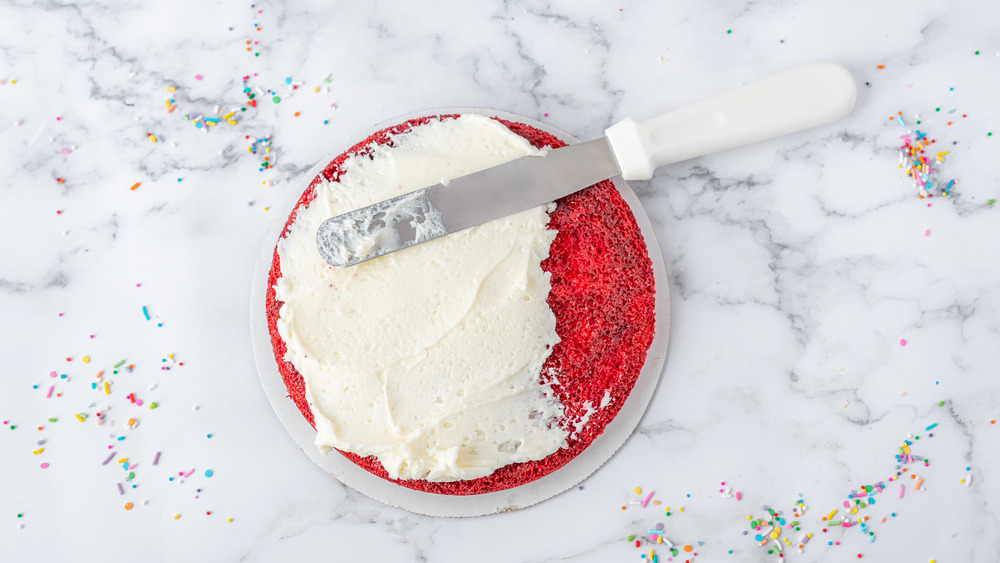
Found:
313,86 -> 319,93
32,448 -> 43,454
165,86 -> 176,92
173,514 -> 181,520
227,120 -> 237,125
806,533 -> 812,538
960,478 -> 965,483
117,458 -> 128,464
746,515 -> 752,520
104,381 -> 110,395
850,506 -> 858,515
82,356 -> 90,364
227,518 -> 232,523
163,100 -> 172,108
263,206 -> 269,211
634,487 -> 642,495
656,537 -> 662,544
149,135 -> 157,143
75,414 -> 85,422
264,147 -> 270,153
678,506 -> 684,512
168,354 -> 174,358
205,121 -> 216,126
222,112 -> 234,119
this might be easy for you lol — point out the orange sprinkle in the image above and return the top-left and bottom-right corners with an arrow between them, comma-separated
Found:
129,182 -> 140,191
683,545 -> 693,553
947,122 -> 953,125
293,111 -> 300,117
621,506 -> 626,510
124,502 -> 133,510
876,64 -> 885,69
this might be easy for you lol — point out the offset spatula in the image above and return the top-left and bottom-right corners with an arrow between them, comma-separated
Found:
316,61 -> 857,268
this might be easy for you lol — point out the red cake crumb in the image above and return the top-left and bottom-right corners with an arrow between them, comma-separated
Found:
266,115 -> 656,495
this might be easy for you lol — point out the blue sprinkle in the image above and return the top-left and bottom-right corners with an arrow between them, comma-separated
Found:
168,477 -> 174,481
323,120 -> 328,125
32,385 -> 38,389
206,434 -> 212,438
116,436 -> 125,441
60,374 -> 67,379
284,77 -> 292,84
142,306 -> 150,321
891,512 -> 896,517
204,469 -> 213,477
157,323 -> 163,327
754,534 -> 763,541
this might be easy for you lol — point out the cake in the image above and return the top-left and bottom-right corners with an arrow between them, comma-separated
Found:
266,113 -> 656,495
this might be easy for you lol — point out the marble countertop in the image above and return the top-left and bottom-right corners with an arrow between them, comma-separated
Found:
2,0 -> 999,561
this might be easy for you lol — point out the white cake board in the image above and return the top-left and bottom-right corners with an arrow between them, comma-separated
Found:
249,108 -> 670,517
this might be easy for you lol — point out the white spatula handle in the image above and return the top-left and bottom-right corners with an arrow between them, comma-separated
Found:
605,61 -> 857,181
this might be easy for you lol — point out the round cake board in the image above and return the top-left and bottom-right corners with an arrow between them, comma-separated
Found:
250,108 -> 670,517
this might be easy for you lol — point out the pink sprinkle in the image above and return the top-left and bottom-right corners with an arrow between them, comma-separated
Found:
55,117 -> 61,121
49,371 -> 57,378
60,149 -> 71,154
736,491 -> 742,501
841,522 -> 852,528
89,334 -> 95,339
135,399 -> 143,406
641,490 -> 655,507
924,229 -> 930,236
843,500 -> 850,509
195,74 -> 203,80
40,463 -> 49,469
898,484 -> 904,498
184,468 -> 195,478
900,339 -> 907,346
46,386 -> 54,398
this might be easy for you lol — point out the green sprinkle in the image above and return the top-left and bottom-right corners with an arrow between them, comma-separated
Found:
938,400 -> 945,406
988,199 -> 996,204
627,535 -> 636,541
935,107 -> 940,112
149,402 -> 158,409
726,29 -> 732,34
8,425 -> 13,430
113,360 -> 125,368
988,132 -> 993,136
975,50 -> 980,55
272,96 -> 281,103
47,418 -> 57,423
17,513 -> 22,518
916,120 -> 921,124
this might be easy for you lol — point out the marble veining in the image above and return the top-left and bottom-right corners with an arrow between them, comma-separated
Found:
2,0 -> 1000,561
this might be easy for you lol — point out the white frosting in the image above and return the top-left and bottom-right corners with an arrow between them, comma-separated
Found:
274,115 -> 568,482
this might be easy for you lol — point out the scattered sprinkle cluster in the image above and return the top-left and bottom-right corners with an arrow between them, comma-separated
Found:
617,414 -> 976,561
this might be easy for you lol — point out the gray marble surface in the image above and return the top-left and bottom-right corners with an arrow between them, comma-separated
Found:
2,0 -> 999,561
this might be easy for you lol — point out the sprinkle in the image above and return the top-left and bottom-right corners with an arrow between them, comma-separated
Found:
205,469 -> 213,477
116,483 -> 125,495
102,451 -> 116,465
74,414 -> 86,422
642,491 -> 655,507
900,339 -> 907,346
82,356 -> 90,364
925,423 -> 937,431
129,182 -> 140,191
39,463 -> 49,469
142,306 -> 150,320
113,360 -> 125,368
46,386 -> 53,398
124,502 -> 133,510
103,381 -> 110,395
